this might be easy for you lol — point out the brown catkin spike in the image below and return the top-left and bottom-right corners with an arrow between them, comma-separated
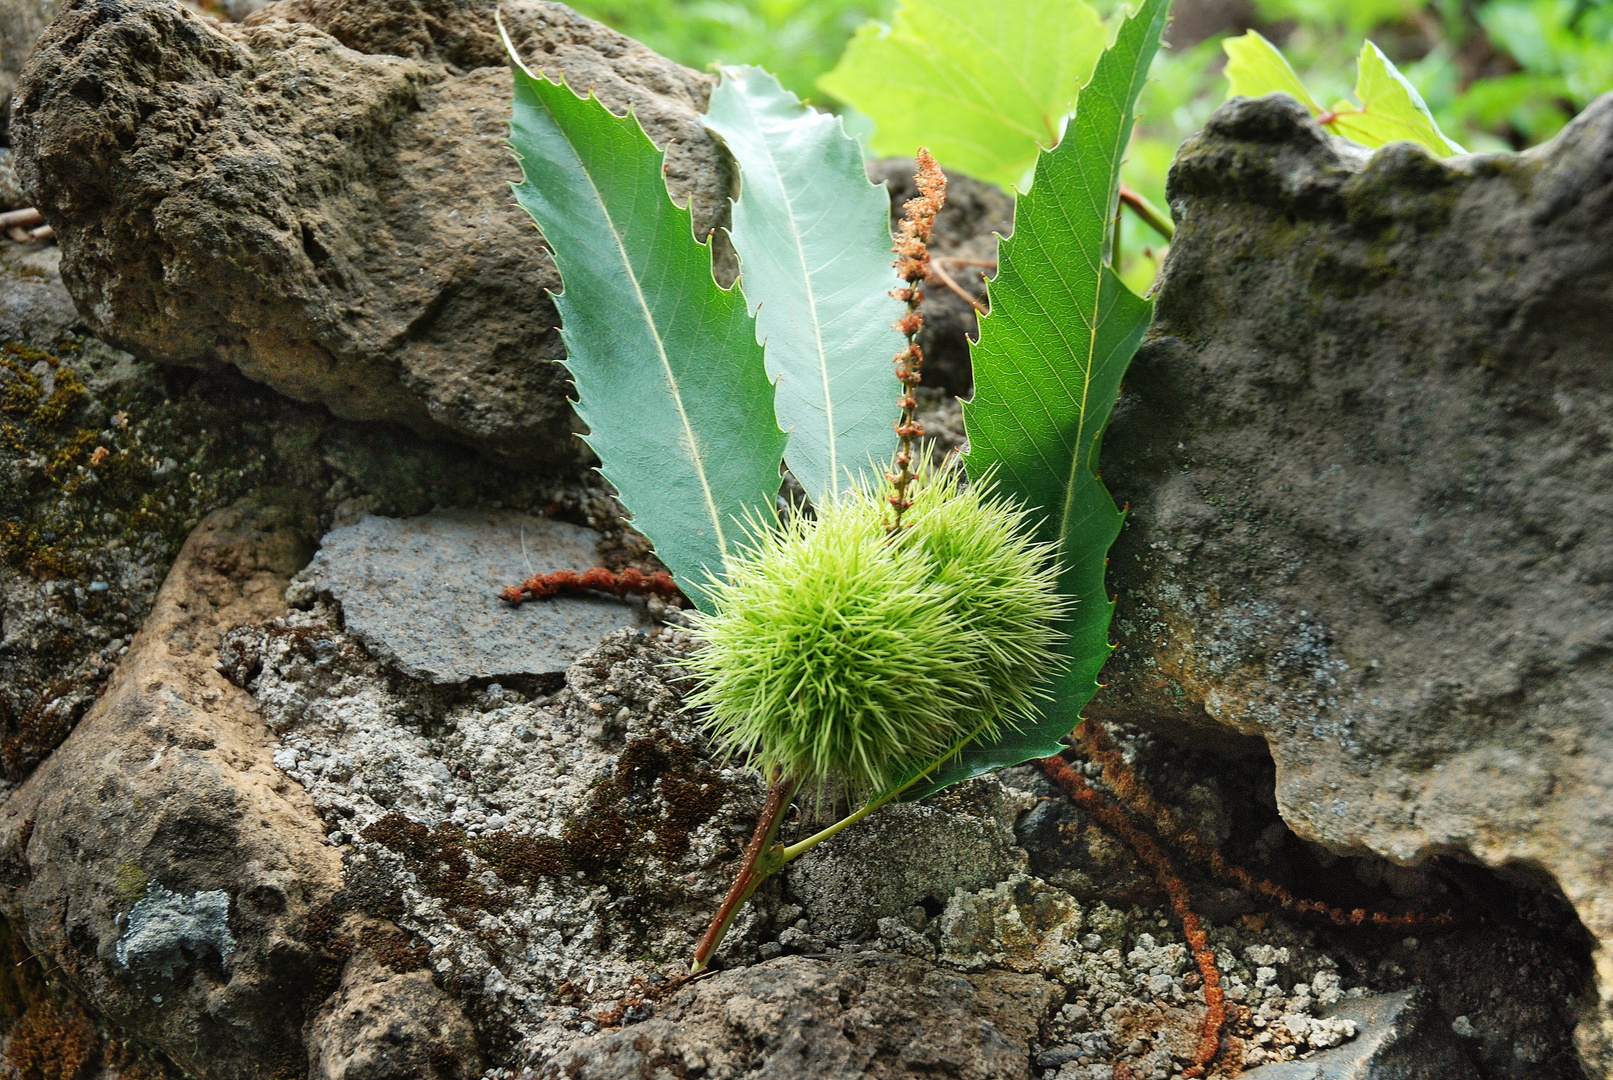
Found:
499,567 -> 682,605
1074,720 -> 1454,931
887,148 -> 947,532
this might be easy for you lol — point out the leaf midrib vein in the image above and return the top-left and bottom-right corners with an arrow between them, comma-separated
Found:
1058,66 -> 1143,551
577,118 -> 729,560
751,118 -> 838,494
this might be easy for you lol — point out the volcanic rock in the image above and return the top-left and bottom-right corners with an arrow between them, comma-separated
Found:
0,493 -> 477,1076
10,0 -> 735,466
1241,989 -> 1477,1079
1097,91 -> 1613,1071
295,510 -> 654,683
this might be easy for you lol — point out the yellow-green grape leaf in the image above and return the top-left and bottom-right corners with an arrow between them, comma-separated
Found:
503,38 -> 787,613
703,66 -> 902,505
1331,41 -> 1467,157
907,0 -> 1171,799
818,0 -> 1107,191
1223,30 -> 1322,113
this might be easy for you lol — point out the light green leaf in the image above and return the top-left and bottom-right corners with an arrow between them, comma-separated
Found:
703,66 -> 903,504
503,38 -> 787,613
1332,41 -> 1467,157
817,0 -> 1107,190
910,0 -> 1170,799
1222,32 -> 1466,158
1223,30 -> 1322,113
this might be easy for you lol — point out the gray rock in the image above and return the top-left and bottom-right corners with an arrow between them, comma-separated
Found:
0,0 -> 58,143
537,954 -> 1060,1080
11,0 -> 735,466
300,510 -> 653,682
114,883 -> 237,979
0,229 -> 616,786
1095,91 -> 1613,1071
0,148 -> 25,208
0,495 -> 477,1079
0,243 -> 76,346
306,953 -> 483,1080
784,787 -> 1027,941
1242,990 -> 1477,1079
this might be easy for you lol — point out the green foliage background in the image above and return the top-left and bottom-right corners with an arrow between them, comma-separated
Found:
571,0 -> 1611,292
566,0 -> 895,103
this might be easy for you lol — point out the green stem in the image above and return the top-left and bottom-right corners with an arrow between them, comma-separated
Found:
778,780 -> 913,861
778,716 -> 999,862
688,719 -> 1002,971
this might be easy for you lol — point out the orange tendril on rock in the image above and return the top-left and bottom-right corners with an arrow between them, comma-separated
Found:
499,567 -> 682,605
887,148 -> 946,532
1039,753 -> 1226,1077
1074,720 -> 1454,931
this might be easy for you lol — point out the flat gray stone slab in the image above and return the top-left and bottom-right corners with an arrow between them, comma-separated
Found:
301,511 -> 653,683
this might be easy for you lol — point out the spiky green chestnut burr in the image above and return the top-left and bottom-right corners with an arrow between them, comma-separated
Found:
684,459 -> 1069,799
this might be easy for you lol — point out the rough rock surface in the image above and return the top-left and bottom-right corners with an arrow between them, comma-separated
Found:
0,236 -> 615,788
0,241 -> 75,344
1,493 -> 1590,1075
786,794 -> 1028,942
535,954 -> 1059,1080
1097,91 -> 1613,1070
0,149 -> 25,209
1242,989 -> 1474,1079
0,493 -> 477,1077
248,592 -> 1591,1078
297,510 -> 654,682
11,0 -> 736,466
239,593 -> 1363,1075
306,952 -> 483,1080
0,0 -> 57,143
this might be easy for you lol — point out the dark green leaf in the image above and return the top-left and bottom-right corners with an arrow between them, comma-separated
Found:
907,0 -> 1170,799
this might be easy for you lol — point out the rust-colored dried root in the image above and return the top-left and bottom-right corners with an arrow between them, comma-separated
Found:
1039,754 -> 1227,1076
500,566 -> 681,605
1075,720 -> 1453,930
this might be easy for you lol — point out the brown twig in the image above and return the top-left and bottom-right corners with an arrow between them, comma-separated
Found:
1075,720 -> 1454,930
1039,754 -> 1226,1077
690,775 -> 798,973
927,257 -> 986,314
1117,183 -> 1174,242
499,566 -> 681,605
886,148 -> 947,531
0,208 -> 43,230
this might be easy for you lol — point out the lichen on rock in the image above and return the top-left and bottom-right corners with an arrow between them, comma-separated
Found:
114,884 -> 238,980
